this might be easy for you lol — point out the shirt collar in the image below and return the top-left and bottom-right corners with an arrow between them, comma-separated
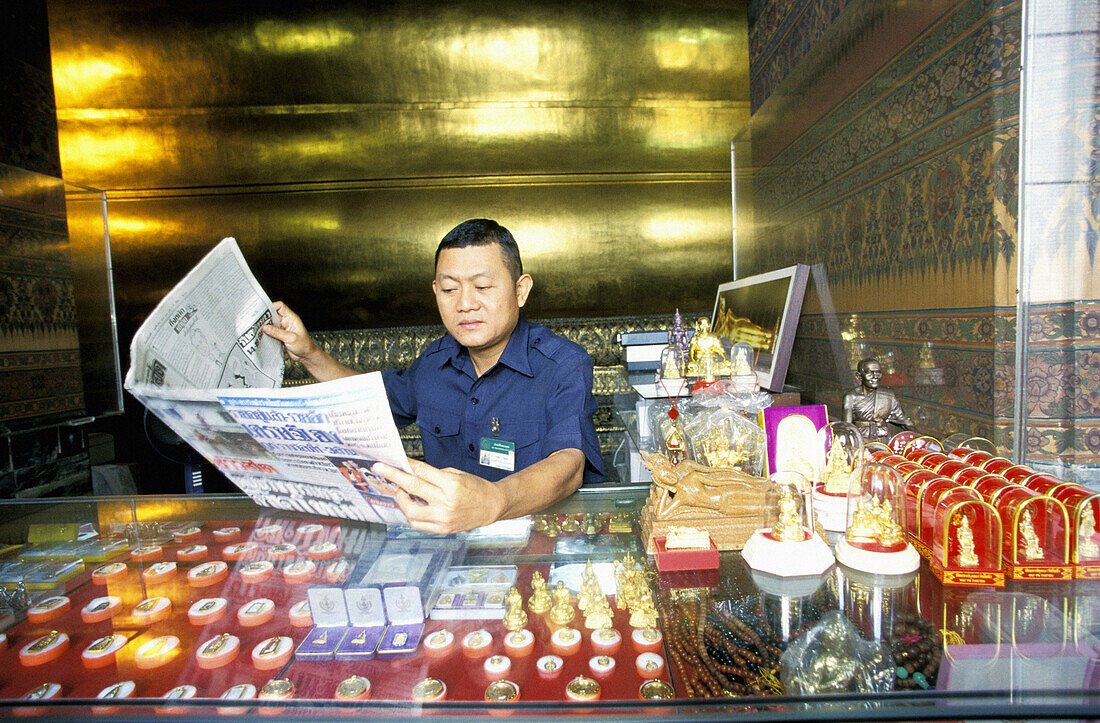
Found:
439,315 -> 534,378
496,315 -> 534,377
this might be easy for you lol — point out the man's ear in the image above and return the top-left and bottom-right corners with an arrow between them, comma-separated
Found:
515,274 -> 533,308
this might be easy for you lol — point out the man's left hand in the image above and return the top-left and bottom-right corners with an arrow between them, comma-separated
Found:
371,459 -> 506,535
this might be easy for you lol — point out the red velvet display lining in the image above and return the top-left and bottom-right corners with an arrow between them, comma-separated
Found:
0,522 -> 669,705
282,563 -> 671,702
0,520 -> 313,700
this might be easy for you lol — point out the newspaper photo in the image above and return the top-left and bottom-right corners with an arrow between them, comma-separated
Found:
124,238 -> 413,525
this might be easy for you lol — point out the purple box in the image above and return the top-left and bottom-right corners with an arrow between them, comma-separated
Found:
335,625 -> 387,661
376,623 -> 424,659
376,586 -> 423,659
335,587 -> 386,661
295,625 -> 348,661
296,586 -> 351,661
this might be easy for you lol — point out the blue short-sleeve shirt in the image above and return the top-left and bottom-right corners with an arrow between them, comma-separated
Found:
382,316 -> 604,484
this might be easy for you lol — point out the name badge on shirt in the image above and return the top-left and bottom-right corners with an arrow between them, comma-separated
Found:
479,437 -> 515,472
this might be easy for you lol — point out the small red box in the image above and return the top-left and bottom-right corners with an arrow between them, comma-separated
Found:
653,536 -> 719,572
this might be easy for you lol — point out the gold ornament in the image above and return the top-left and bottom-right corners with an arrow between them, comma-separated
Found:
549,582 -> 575,626
1019,509 -> 1045,561
527,572 -> 552,614
956,515 -> 979,567
771,486 -> 805,543
502,587 -> 528,631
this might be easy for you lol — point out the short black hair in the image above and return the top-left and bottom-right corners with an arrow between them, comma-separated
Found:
435,219 -> 523,282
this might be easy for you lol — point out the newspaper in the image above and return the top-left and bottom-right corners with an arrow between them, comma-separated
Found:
124,238 -> 412,524
125,237 -> 284,390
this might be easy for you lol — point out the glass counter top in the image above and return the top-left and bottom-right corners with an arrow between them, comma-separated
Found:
0,491 -> 1094,719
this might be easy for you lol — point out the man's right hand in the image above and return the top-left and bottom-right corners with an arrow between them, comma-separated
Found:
262,301 -> 357,382
263,301 -> 319,363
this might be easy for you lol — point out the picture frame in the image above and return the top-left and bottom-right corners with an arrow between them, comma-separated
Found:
710,264 -> 809,392
759,404 -> 828,477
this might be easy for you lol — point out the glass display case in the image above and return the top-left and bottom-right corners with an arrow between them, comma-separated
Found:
0,488 -> 1098,719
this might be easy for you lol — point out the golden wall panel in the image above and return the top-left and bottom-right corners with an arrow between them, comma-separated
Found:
56,104 -> 747,191
48,1 -> 749,330
106,176 -> 733,333
49,3 -> 747,110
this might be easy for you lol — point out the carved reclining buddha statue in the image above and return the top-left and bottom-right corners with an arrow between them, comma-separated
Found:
640,450 -> 767,521
282,314 -> 674,483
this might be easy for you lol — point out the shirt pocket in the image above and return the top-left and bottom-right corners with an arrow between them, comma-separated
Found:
418,407 -> 461,442
494,417 -> 544,453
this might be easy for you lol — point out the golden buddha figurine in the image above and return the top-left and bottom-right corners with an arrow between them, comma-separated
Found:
1019,509 -> 1045,561
874,499 -> 904,546
503,587 -> 528,632
657,309 -> 692,383
847,496 -> 904,546
731,343 -> 754,376
549,582 -> 576,626
686,317 -> 732,381
1079,505 -> 1099,560
956,514 -> 979,567
658,343 -> 685,381
771,486 -> 806,543
528,571 -> 552,614
701,425 -> 741,468
578,561 -> 601,612
584,594 -> 614,630
847,498 -> 875,540
822,441 -> 854,495
616,553 -> 638,582
534,514 -> 561,538
616,565 -> 643,612
629,586 -> 658,629
629,567 -> 649,602
614,580 -> 634,612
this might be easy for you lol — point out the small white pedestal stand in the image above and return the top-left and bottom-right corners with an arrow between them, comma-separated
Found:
742,529 -> 835,577
728,374 -> 758,394
811,488 -> 848,533
749,569 -> 831,599
834,538 -> 920,575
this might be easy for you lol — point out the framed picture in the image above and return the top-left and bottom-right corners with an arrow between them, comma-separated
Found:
710,264 -> 809,392
759,404 -> 828,477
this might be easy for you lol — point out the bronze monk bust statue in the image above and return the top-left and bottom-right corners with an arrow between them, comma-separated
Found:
842,358 -> 913,444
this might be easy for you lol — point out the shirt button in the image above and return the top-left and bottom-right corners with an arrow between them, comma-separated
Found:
468,443 -> 476,452
533,337 -> 541,344
471,397 -> 478,405
433,426 -> 441,434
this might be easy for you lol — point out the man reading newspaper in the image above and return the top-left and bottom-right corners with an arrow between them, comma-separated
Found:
264,219 -> 603,534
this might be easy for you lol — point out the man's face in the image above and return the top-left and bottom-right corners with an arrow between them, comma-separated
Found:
860,362 -> 882,390
433,244 -> 532,365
